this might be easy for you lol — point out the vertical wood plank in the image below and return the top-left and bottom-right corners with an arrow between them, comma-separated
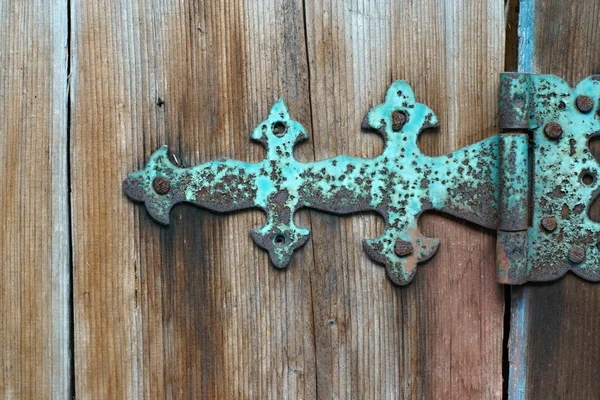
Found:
0,1 -> 71,398
303,0 -> 506,398
71,0 -> 317,397
509,1 -> 600,398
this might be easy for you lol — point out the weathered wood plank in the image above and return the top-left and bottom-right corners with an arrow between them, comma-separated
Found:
509,1 -> 600,398
0,1 -> 71,398
71,0 -> 317,397
304,0 -> 505,398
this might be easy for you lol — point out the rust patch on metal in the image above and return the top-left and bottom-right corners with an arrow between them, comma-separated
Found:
391,110 -> 407,132
394,239 -> 413,257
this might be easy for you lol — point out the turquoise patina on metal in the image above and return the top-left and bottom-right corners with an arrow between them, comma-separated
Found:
124,80 -> 530,285
498,73 -> 600,283
124,75 -> 600,286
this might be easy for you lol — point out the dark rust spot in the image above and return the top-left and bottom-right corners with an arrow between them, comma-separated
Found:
394,238 -> 413,257
568,245 -> 586,264
569,138 -> 577,156
153,177 -> 171,195
547,185 -> 565,199
391,110 -> 407,132
576,95 -> 594,113
543,122 -> 563,140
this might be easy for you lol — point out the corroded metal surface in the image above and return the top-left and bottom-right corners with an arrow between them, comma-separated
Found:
124,74 -> 600,286
498,73 -> 600,283
124,81 -> 528,285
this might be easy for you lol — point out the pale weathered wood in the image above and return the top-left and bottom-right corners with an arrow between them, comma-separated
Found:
304,0 -> 505,398
71,0 -> 317,397
0,1 -> 71,398
509,1 -> 600,398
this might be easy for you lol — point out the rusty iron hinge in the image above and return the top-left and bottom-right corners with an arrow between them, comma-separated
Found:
123,73 -> 600,286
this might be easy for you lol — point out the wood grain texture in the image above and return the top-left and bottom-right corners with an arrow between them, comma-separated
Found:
303,0 -> 505,398
71,0 -> 317,397
0,1 -> 71,398
72,0 -> 506,398
509,1 -> 600,398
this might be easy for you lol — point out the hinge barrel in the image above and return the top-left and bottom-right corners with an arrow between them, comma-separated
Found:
498,134 -> 530,231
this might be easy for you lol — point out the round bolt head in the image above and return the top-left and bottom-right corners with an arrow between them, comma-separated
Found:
576,95 -> 594,113
543,122 -> 563,140
568,245 -> 586,264
152,177 -> 171,195
391,110 -> 407,132
394,238 -> 413,257
541,216 -> 557,232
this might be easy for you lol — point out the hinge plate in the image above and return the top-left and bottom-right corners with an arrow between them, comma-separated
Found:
123,73 -> 600,286
498,73 -> 600,283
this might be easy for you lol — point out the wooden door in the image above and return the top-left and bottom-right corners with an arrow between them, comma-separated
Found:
1,0 -> 600,398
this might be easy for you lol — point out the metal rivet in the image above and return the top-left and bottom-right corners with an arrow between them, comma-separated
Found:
543,122 -> 563,140
576,95 -> 594,113
394,239 -> 413,257
568,245 -> 586,264
152,177 -> 171,195
391,110 -> 407,131
541,216 -> 557,232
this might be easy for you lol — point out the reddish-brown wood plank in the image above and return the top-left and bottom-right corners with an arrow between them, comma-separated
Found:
0,1 -> 71,398
303,0 -> 505,398
509,1 -> 600,398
